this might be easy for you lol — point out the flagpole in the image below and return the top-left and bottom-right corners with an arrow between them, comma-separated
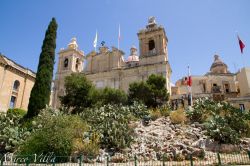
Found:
93,30 -> 98,52
187,65 -> 193,106
118,24 -> 120,50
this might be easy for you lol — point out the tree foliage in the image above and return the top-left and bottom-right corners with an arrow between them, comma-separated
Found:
27,18 -> 57,118
60,73 -> 94,114
91,87 -> 127,107
128,74 -> 169,108
60,73 -> 128,112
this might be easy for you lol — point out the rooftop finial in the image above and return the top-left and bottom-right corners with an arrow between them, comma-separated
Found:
214,54 -> 219,61
68,37 -> 78,49
130,45 -> 137,55
148,16 -> 156,25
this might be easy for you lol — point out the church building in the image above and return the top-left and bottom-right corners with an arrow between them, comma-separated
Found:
52,17 -> 172,108
171,55 -> 250,110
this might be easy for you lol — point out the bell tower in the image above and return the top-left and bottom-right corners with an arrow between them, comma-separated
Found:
138,17 -> 168,65
52,37 -> 84,108
137,17 -> 172,94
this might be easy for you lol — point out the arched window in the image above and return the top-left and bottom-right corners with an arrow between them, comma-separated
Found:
148,40 -> 155,51
13,80 -> 20,91
75,58 -> 80,71
64,58 -> 69,68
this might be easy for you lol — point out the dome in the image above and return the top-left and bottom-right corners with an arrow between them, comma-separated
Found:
210,55 -> 228,74
127,46 -> 139,62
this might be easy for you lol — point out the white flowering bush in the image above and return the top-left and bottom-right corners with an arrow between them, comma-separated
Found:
0,112 -> 30,154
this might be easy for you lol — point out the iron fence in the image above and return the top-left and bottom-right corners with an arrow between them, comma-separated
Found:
1,151 -> 250,166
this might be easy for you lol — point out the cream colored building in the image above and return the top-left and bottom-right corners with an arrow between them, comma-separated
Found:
0,54 -> 36,112
228,67 -> 250,109
172,55 -> 250,110
52,17 -> 172,108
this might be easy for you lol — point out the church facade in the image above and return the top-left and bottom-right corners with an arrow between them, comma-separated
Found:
52,17 -> 172,108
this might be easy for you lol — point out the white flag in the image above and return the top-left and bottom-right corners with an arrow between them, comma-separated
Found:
93,30 -> 98,51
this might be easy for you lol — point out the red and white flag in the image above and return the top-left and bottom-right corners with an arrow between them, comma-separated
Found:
187,66 -> 193,106
187,66 -> 192,87
238,35 -> 245,54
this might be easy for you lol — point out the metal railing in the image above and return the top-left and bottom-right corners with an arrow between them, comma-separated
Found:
1,151 -> 250,166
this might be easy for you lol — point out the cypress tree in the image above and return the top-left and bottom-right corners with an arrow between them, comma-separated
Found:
26,18 -> 57,118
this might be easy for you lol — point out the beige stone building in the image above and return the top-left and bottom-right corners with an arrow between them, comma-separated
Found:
228,67 -> 250,109
172,55 -> 250,110
0,54 -> 36,112
52,17 -> 172,108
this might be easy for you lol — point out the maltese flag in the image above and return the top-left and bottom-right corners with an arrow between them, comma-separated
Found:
238,35 -> 245,54
187,66 -> 192,87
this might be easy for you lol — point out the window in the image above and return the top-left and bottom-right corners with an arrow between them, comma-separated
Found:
9,96 -> 16,109
75,58 -> 80,71
13,80 -> 20,91
239,104 -> 245,111
224,84 -> 230,93
148,40 -> 155,51
203,83 -> 206,92
64,58 -> 69,68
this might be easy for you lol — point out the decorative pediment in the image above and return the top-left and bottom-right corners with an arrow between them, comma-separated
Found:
0,55 -> 8,66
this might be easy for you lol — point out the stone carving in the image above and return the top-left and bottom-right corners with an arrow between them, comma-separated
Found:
148,16 -> 156,25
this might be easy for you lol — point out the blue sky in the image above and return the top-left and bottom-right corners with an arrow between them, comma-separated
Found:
0,0 -> 249,83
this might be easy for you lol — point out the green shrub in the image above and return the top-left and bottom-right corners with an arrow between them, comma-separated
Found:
244,121 -> 250,137
191,98 -> 250,144
18,110 -> 99,159
158,104 -> 171,117
170,109 -> 186,124
148,104 -> 171,121
127,101 -> 148,119
79,104 -> 134,151
149,109 -> 161,121
186,98 -> 217,123
72,132 -> 100,157
0,112 -> 30,154
7,108 -> 26,117
205,115 -> 240,144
